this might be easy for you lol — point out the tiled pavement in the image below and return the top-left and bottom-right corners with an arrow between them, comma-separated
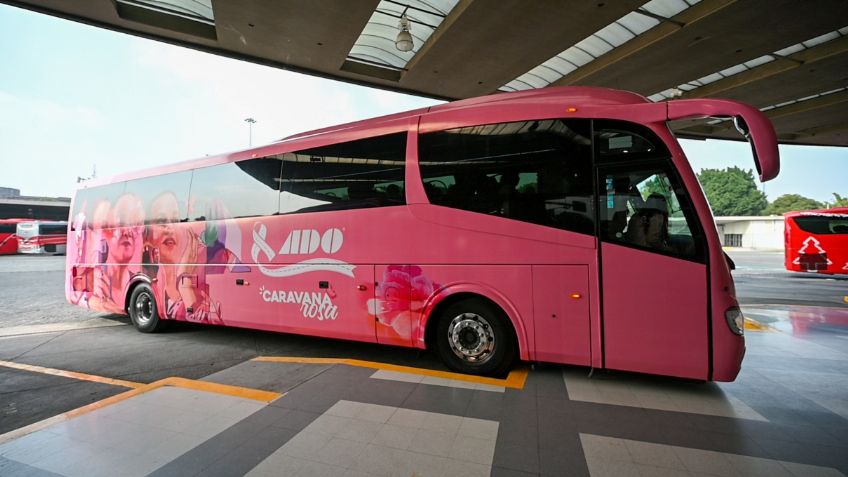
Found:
1,304 -> 847,476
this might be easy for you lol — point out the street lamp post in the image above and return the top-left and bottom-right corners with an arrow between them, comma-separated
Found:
244,117 -> 256,147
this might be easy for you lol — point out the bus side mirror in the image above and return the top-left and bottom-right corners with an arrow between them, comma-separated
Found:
733,116 -> 749,138
666,99 -> 780,182
724,252 -> 736,271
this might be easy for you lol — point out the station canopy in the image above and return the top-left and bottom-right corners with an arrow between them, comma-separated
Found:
10,0 -> 848,146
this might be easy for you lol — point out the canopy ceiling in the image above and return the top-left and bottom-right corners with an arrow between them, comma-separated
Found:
6,0 -> 848,146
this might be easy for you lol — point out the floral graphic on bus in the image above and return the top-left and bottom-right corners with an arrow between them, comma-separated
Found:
369,265 -> 439,341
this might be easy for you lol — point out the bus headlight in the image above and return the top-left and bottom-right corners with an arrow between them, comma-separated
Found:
725,307 -> 745,336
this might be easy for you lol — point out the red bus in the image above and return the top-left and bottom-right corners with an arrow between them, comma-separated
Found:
66,86 -> 779,380
784,207 -> 848,275
0,218 -> 28,255
16,220 -> 68,255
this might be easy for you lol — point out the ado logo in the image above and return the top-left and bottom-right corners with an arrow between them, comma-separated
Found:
251,222 -> 355,278
279,228 -> 343,255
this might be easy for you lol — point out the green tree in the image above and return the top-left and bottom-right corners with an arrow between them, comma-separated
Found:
829,193 -> 848,208
697,167 -> 768,216
641,175 -> 669,199
765,194 -> 824,215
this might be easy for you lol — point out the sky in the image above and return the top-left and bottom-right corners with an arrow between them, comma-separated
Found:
0,4 -> 845,204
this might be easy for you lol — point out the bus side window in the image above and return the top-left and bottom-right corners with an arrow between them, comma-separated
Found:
280,133 -> 407,214
189,159 -> 282,220
419,119 -> 594,235
125,171 -> 192,224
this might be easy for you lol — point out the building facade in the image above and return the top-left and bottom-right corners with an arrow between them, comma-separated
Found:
715,216 -> 784,250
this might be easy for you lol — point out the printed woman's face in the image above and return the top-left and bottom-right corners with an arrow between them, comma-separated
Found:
149,193 -> 182,264
108,194 -> 143,264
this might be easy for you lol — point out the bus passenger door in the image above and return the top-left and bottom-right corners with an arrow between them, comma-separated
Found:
597,163 -> 709,380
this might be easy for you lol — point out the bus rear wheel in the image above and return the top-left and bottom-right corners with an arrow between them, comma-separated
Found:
129,283 -> 166,333
436,298 -> 516,376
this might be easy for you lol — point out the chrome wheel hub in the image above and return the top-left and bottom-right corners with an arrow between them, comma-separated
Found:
447,313 -> 495,364
135,292 -> 153,326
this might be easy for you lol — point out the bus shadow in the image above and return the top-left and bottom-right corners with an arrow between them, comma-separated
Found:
158,320 -> 452,373
788,273 -> 848,281
560,366 -> 765,421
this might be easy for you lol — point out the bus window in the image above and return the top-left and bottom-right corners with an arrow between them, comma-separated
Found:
71,182 -> 127,230
40,223 -> 68,236
419,119 -> 594,235
793,216 -> 848,234
280,132 -> 407,214
189,158 -> 283,220
125,171 -> 192,224
599,167 -> 704,261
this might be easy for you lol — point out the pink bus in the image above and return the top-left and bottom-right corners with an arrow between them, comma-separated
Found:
66,87 -> 779,380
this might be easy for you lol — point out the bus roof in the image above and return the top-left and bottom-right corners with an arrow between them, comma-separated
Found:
76,86 -> 778,188
76,87 -> 652,190
785,207 -> 848,218
280,86 -> 648,141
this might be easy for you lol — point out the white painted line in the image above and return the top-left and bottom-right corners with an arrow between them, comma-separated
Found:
0,319 -> 126,337
370,369 -> 506,393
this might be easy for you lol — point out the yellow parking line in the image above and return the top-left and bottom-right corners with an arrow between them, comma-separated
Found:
0,360 -> 280,402
252,356 -> 529,389
744,317 -> 774,332
0,360 -> 143,389
0,378 -> 281,446
0,385 -> 150,445
153,377 -> 282,403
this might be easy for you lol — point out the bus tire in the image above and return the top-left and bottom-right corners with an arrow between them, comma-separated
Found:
128,283 -> 165,333
435,298 -> 516,376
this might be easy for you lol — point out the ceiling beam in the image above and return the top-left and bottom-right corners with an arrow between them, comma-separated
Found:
550,0 -> 737,87
674,89 -> 848,140
402,0 -> 474,75
764,89 -> 848,120
681,36 -> 848,99
794,122 -> 848,140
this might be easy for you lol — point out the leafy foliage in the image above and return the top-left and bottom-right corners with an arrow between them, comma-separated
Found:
641,175 -> 669,200
697,167 -> 768,216
829,193 -> 848,208
765,194 -> 824,215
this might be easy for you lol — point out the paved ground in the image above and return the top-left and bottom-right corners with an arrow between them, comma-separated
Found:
726,250 -> 847,308
0,255 -> 96,329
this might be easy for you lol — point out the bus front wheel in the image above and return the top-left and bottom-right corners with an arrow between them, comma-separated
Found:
436,298 -> 516,376
129,283 -> 166,333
